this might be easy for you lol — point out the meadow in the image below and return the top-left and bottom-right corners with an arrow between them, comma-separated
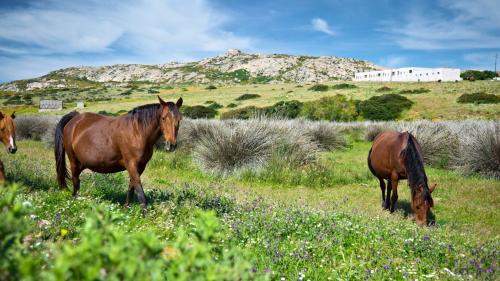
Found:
2,80 -> 500,120
1,81 -> 499,280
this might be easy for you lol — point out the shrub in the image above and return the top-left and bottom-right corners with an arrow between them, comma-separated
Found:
205,85 -> 217,90
0,185 -> 30,281
460,70 -> 498,81
226,103 -> 238,108
147,88 -> 160,94
207,102 -> 223,110
395,121 -> 459,167
15,116 -> 59,141
376,86 -> 392,92
181,105 -> 217,119
262,100 -> 303,119
187,119 -> 324,174
220,106 -> 259,119
304,121 -> 347,150
457,92 -> 500,104
358,94 -> 413,121
300,95 -> 358,121
331,83 -> 357,89
192,120 -> 276,174
308,84 -> 329,92
450,121 -> 500,178
97,110 -> 117,116
235,94 -> 261,101
399,88 -> 431,94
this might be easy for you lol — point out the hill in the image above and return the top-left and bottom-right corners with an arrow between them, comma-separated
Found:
0,49 -> 380,91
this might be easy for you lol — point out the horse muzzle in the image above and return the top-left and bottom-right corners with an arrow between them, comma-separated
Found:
7,146 -> 17,154
167,143 -> 177,152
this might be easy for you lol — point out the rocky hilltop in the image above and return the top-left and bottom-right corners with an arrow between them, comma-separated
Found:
1,49 -> 381,91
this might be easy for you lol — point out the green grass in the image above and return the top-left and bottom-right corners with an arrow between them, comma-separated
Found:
1,139 -> 498,280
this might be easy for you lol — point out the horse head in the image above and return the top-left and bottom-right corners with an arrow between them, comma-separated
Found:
412,183 -> 436,226
158,96 -> 183,151
0,111 -> 16,154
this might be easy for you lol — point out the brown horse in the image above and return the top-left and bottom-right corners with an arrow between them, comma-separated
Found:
54,97 -> 183,208
368,131 -> 436,226
0,111 -> 17,183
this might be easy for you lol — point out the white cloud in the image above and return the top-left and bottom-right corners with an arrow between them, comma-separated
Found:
311,18 -> 335,36
378,55 -> 408,68
0,0 -> 252,81
382,0 -> 500,50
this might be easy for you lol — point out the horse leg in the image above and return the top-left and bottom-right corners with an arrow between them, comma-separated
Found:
385,180 -> 392,212
379,178 -> 387,209
126,163 -> 147,210
389,176 -> 399,213
125,183 -> 135,207
0,159 -> 5,184
70,162 -> 82,197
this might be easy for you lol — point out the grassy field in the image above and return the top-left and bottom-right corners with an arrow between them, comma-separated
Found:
1,80 -> 499,279
2,80 -> 500,120
1,135 -> 498,280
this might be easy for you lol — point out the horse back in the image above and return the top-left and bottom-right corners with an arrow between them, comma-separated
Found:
63,113 -> 128,173
369,131 -> 410,180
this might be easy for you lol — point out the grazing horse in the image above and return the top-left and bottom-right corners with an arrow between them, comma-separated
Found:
368,131 -> 436,226
0,112 -> 17,183
54,97 -> 183,208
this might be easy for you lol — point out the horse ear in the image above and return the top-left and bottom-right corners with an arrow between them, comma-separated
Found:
157,95 -> 167,107
429,183 -> 437,193
176,97 -> 183,108
10,111 -> 16,119
0,112 -> 4,119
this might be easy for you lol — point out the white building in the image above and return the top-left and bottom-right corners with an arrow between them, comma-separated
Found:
354,67 -> 461,82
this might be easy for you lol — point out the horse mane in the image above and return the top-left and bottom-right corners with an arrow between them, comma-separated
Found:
126,103 -> 161,129
402,133 -> 432,203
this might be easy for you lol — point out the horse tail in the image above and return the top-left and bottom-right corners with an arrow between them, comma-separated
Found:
403,133 -> 428,191
55,111 -> 79,188
367,148 -> 377,177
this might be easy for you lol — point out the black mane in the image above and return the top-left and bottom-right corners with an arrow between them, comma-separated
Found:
126,103 -> 161,129
404,133 -> 432,202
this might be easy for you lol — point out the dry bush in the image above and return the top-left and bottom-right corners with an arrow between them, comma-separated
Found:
192,119 -> 276,174
15,116 -> 59,144
448,120 -> 500,178
302,121 -> 347,150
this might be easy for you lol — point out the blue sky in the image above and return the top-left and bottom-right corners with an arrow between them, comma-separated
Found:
0,0 -> 499,82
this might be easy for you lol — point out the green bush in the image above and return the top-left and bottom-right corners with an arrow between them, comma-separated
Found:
205,85 -> 217,90
308,84 -> 329,92
457,92 -> 500,104
299,95 -> 358,121
331,83 -> 357,89
207,102 -> 223,110
460,70 -> 498,81
262,100 -> 303,119
358,94 -> 413,120
182,105 -> 217,119
235,94 -> 261,101
376,86 -> 392,92
148,89 -> 160,94
226,103 -> 238,108
0,185 -> 30,281
399,88 -> 430,94
220,106 -> 259,119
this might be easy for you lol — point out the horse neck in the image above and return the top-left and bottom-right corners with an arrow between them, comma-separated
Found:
142,119 -> 163,146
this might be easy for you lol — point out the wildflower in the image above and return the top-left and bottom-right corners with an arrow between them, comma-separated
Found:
162,245 -> 177,260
